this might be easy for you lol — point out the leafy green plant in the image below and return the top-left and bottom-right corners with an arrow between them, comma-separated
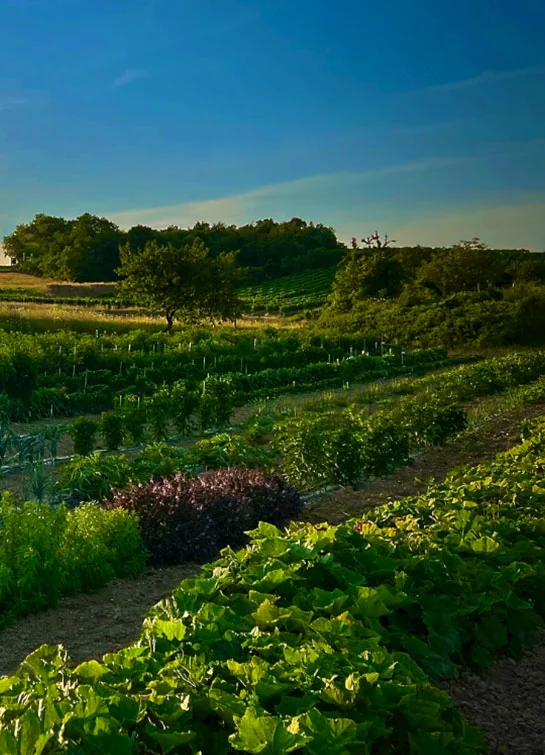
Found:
100,412 -> 124,451
0,494 -> 145,627
188,432 -> 275,471
6,416 -> 545,750
24,459 -> 52,503
59,453 -> 132,502
69,416 -> 98,456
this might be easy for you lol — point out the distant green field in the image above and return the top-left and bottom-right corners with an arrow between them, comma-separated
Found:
239,266 -> 337,313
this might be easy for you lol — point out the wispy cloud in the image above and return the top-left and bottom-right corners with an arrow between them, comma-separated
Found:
0,97 -> 28,112
108,157 -> 466,229
408,63 -> 545,95
112,69 -> 148,89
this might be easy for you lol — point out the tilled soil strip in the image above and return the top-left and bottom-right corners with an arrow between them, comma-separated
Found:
0,563 -> 199,678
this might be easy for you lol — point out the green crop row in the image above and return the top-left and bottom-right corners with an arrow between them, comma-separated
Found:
239,267 -> 336,313
2,414 -> 545,751
0,328 -> 430,420
273,351 -> 545,489
50,351 -> 545,507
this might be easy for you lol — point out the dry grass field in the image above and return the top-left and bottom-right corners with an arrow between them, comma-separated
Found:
0,270 -> 117,297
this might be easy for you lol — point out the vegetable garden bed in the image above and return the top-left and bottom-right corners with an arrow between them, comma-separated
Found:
2,410 -> 545,751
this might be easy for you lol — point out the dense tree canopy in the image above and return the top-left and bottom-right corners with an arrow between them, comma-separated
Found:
323,236 -> 545,349
3,213 -> 124,281
328,237 -> 544,313
2,214 -> 343,283
117,238 -> 243,330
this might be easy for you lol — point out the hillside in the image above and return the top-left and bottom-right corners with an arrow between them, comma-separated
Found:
239,265 -> 336,313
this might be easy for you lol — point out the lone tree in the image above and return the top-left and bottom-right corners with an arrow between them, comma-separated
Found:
117,238 -> 244,331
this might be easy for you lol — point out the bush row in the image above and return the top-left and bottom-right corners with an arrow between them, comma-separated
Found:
274,351 -> 545,489
53,351 -> 545,504
2,347 -> 447,422
3,417 -> 545,751
0,328 -> 418,402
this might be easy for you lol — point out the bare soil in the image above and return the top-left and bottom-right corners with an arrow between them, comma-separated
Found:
444,630 -> 545,755
0,563 -> 199,677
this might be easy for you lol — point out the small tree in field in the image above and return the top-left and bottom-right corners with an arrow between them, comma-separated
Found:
117,238 -> 243,331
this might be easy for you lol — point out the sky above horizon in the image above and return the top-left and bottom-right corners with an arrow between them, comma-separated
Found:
0,0 -> 544,250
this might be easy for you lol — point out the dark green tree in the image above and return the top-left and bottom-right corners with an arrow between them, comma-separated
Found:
417,238 -> 505,295
327,249 -> 406,312
117,238 -> 243,331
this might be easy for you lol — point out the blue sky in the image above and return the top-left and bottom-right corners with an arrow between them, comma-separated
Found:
0,0 -> 544,249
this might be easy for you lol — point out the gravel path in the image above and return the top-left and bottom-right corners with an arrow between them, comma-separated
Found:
444,630 -> 545,755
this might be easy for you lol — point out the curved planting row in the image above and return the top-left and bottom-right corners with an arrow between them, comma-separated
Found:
2,415 -> 545,751
274,350 -> 545,489
0,325 -> 445,420
48,350 -> 545,506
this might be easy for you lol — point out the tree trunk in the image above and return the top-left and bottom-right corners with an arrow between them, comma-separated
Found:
164,311 -> 175,332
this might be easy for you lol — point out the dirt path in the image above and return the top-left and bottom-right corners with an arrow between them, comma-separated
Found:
303,402 -> 545,525
0,563 -> 199,677
444,630 -> 545,755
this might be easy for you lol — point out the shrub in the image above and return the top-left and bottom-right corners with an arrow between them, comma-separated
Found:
143,388 -> 171,442
106,468 -> 303,565
69,416 -> 98,456
100,412 -> 124,451
0,494 -> 145,626
393,394 -> 468,447
117,397 -> 147,445
170,384 -> 199,437
58,504 -> 146,593
198,392 -> 216,432
274,412 -> 364,489
356,415 -> 411,476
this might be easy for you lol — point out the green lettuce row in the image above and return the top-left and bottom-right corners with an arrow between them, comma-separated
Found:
3,417 -> 545,752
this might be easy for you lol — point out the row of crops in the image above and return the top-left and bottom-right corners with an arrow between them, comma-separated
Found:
0,266 -> 337,315
2,404 -> 545,750
22,351 -> 545,510
0,326 -> 445,421
238,267 -> 337,313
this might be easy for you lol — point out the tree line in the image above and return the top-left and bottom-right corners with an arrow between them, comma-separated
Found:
323,235 -> 545,348
2,213 -> 342,283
